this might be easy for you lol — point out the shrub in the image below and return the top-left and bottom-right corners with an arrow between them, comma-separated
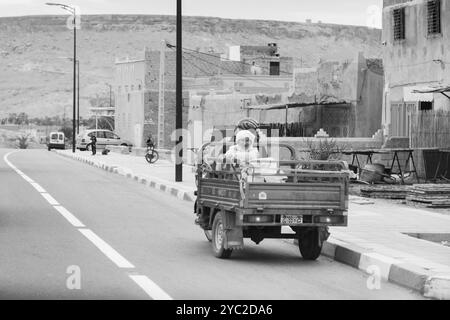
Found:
305,138 -> 346,160
17,135 -> 30,149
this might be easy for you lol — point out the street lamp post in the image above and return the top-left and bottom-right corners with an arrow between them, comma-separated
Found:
77,60 -> 80,134
176,0 -> 183,182
57,57 -> 80,134
46,2 -> 77,152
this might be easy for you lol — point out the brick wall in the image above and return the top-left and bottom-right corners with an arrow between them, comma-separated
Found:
143,89 -> 189,149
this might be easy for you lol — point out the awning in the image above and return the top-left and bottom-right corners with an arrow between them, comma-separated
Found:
413,85 -> 450,100
247,101 -> 350,111
403,85 -> 434,102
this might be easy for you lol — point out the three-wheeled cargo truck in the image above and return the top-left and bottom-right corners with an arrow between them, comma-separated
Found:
194,142 -> 349,260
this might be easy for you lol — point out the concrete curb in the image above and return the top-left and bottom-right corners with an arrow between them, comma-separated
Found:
54,151 -> 196,203
54,150 -> 450,300
317,237 -> 450,299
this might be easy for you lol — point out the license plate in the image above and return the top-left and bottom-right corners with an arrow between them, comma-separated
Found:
281,215 -> 303,225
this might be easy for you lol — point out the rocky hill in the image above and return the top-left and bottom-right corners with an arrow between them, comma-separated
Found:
0,15 -> 382,118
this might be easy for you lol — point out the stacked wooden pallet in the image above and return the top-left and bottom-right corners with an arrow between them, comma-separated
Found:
361,185 -> 410,200
406,184 -> 450,208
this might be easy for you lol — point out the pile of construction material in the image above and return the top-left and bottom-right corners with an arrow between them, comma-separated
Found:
361,185 -> 410,200
406,184 -> 450,208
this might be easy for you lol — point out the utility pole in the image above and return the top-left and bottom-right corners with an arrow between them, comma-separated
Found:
72,8 -> 77,152
77,60 -> 80,134
158,40 -> 166,149
176,0 -> 183,182
46,2 -> 77,153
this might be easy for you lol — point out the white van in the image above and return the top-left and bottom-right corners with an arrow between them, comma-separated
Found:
48,132 -> 65,151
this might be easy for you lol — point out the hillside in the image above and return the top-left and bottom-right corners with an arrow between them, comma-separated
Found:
0,15 -> 382,118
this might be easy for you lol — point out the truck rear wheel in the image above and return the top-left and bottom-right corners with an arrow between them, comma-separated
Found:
212,212 -> 232,259
299,228 -> 322,261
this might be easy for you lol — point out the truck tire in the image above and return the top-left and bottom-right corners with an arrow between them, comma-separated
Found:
299,228 -> 322,261
212,212 -> 233,259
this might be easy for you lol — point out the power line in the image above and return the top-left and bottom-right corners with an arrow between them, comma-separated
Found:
384,59 -> 450,69
182,53 -> 219,78
172,46 -> 276,88
167,43 -> 293,76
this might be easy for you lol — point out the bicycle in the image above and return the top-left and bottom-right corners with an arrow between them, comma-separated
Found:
145,145 -> 159,164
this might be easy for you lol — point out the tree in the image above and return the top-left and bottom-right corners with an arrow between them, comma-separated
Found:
8,113 -> 17,124
17,112 -> 29,125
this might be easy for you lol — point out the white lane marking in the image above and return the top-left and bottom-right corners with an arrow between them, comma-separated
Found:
53,206 -> 85,228
129,275 -> 173,300
79,229 -> 135,269
3,151 -> 173,300
30,182 -> 46,193
41,193 -> 60,206
21,175 -> 36,184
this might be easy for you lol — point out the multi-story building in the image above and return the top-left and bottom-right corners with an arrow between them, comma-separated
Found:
382,0 -> 450,139
114,44 -> 294,148
188,51 -> 384,148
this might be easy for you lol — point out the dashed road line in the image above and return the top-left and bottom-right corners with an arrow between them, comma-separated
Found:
78,228 -> 135,269
53,205 -> 85,228
3,151 -> 173,300
129,275 -> 173,300
30,182 -> 46,193
41,192 -> 60,206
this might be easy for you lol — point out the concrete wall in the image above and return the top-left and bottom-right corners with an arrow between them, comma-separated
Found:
293,53 -> 383,137
356,61 -> 385,137
382,0 -> 450,134
143,90 -> 190,149
114,57 -> 146,147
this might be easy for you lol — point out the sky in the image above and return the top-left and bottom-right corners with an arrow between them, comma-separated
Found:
0,0 -> 383,28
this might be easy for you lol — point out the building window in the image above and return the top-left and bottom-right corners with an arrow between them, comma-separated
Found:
393,8 -> 406,40
419,101 -> 433,111
427,0 -> 441,35
269,61 -> 280,76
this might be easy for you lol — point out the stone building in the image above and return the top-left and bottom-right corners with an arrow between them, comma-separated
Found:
114,44 -> 294,148
382,0 -> 450,138
291,52 -> 384,138
187,52 -> 384,148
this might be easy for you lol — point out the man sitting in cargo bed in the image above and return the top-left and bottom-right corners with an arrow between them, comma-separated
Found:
225,130 -> 259,165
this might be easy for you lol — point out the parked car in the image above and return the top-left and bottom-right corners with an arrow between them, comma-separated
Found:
76,130 -> 132,151
48,132 -> 66,151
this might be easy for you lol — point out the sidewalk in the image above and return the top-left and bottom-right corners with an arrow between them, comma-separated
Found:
56,149 -> 450,299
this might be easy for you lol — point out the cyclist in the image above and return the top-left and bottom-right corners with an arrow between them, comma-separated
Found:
146,134 -> 155,150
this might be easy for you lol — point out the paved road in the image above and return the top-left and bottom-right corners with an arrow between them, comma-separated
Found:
0,149 -> 423,299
